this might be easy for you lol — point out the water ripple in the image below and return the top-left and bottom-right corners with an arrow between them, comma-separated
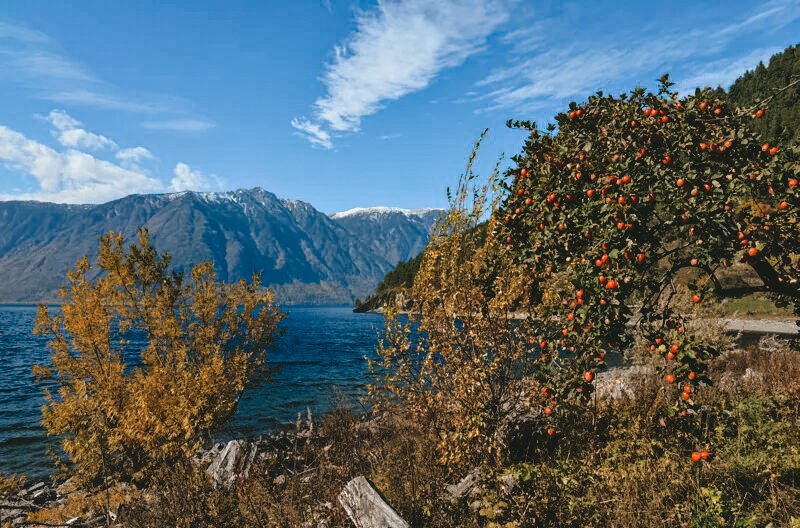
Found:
0,305 -> 383,479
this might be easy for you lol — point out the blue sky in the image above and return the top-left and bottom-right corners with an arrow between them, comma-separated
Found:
0,0 -> 798,214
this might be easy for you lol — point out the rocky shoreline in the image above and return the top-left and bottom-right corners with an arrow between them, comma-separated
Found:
0,414 -> 372,527
4,324 -> 797,527
0,428 -> 305,526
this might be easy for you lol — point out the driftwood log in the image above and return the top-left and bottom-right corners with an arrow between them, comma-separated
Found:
339,476 -> 409,528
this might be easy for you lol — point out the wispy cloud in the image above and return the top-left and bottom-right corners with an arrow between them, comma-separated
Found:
293,0 -> 509,148
1,19 -> 208,128
713,0 -> 800,39
0,19 -> 97,92
0,20 -> 49,43
141,119 -> 216,132
0,124 -> 163,203
475,43 -> 665,113
44,90 -> 164,113
378,133 -> 402,141
476,0 -> 800,112
291,118 -> 334,149
677,47 -> 784,94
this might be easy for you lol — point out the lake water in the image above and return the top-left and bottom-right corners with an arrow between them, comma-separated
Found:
0,305 -> 384,480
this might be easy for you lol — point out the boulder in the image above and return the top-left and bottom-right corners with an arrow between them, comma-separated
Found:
595,365 -> 654,401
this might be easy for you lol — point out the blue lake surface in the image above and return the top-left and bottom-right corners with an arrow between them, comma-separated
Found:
0,305 -> 384,480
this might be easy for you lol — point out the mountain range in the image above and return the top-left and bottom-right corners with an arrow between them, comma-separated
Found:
0,188 -> 441,305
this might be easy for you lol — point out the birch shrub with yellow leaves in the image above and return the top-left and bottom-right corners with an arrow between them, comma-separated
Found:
371,132 -> 550,471
34,227 -> 285,484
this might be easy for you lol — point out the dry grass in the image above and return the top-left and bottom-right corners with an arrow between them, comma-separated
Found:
0,473 -> 26,495
26,481 -> 139,526
721,295 -> 795,319
26,337 -> 800,528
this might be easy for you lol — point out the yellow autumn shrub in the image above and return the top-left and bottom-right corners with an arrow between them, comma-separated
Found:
35,227 -> 285,484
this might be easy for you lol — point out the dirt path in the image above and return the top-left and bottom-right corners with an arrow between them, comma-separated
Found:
721,318 -> 799,335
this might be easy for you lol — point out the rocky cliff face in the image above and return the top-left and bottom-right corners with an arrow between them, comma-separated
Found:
0,189 -> 441,305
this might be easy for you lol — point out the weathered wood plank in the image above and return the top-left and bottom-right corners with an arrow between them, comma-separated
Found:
339,476 -> 409,528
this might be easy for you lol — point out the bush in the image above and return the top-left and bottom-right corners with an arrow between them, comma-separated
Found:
34,227 -> 285,484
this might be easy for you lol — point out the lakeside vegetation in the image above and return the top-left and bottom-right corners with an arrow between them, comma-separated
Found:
3,44 -> 800,528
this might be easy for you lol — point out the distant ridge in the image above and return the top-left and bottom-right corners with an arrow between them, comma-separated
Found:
0,188 -> 442,305
330,206 -> 439,219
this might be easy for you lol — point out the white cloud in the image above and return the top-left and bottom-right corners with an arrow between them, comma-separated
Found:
57,128 -> 117,151
0,125 -> 63,192
40,109 -> 117,151
171,162 -> 221,192
141,119 -> 216,132
42,109 -> 81,131
293,0 -> 509,147
0,124 -> 162,203
116,146 -> 155,164
291,118 -> 334,149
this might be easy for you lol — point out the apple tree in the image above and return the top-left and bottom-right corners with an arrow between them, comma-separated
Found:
486,75 -> 800,427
